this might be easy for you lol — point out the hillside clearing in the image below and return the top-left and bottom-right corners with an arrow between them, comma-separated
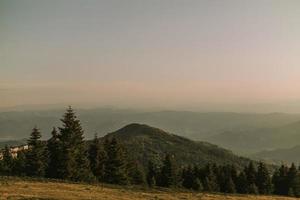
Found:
0,179 -> 297,200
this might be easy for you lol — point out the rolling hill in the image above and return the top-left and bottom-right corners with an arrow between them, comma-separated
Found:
252,145 -> 300,165
207,120 -> 300,154
101,123 -> 251,169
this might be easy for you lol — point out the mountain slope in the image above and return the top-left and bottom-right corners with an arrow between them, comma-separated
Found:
252,145 -> 300,165
207,121 -> 300,154
102,123 -> 251,169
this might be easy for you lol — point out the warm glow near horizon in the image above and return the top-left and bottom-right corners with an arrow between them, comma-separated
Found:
1,0 -> 300,112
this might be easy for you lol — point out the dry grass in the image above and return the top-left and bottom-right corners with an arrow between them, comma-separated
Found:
0,179 -> 297,200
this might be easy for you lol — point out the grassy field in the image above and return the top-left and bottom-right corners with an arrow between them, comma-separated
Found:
0,178 -> 297,200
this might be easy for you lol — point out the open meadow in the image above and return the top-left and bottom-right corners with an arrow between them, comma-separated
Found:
0,178 -> 297,200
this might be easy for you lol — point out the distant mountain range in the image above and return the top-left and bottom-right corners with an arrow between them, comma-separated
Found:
101,123 -> 251,169
1,108 -> 300,157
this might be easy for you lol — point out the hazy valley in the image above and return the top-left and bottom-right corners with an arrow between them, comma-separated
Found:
2,108 -> 300,158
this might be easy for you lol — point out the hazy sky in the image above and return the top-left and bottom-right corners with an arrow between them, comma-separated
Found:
1,0 -> 300,112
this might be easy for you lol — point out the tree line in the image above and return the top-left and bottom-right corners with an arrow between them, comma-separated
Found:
146,155 -> 300,197
0,107 -> 300,197
0,107 -> 144,185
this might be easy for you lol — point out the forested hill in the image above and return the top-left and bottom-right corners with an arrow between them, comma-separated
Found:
101,123 -> 251,169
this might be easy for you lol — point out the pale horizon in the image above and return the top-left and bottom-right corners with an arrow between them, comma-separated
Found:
2,0 -> 300,113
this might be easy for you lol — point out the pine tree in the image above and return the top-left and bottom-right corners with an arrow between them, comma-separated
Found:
272,168 -> 281,195
248,183 -> 259,195
256,162 -> 272,194
245,162 -> 257,194
193,165 -> 201,180
182,166 -> 194,189
224,176 -> 236,193
88,134 -> 100,176
192,177 -> 203,191
181,165 -> 203,191
273,165 -> 289,195
58,107 -> 93,181
216,166 -> 225,192
218,165 -> 236,193
287,163 -> 299,197
88,134 -> 106,181
0,145 -> 13,175
236,171 -> 249,194
103,138 -> 128,185
273,164 -> 300,197
13,150 -> 26,176
127,161 -> 146,185
46,127 -> 61,178
146,160 -> 157,187
245,162 -> 256,185
230,165 -> 238,187
157,154 -> 176,187
203,163 -> 219,192
25,127 -> 47,177
291,173 -> 300,197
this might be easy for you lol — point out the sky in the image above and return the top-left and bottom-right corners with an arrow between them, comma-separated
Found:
1,0 -> 300,112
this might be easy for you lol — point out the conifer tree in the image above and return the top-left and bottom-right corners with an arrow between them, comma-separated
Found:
256,162 -> 272,194
230,165 -> 238,186
88,134 -> 106,181
182,166 -> 194,189
58,107 -> 93,181
203,163 -> 219,192
272,168 -> 281,195
127,161 -> 146,185
217,165 -> 236,193
215,166 -> 224,192
103,138 -> 128,185
25,127 -> 47,177
245,162 -> 256,184
236,171 -> 249,194
219,170 -> 226,192
13,150 -> 26,176
46,127 -> 61,178
193,165 -> 201,182
157,154 -> 176,187
146,160 -> 157,187
290,174 -> 300,197
0,145 -> 13,175
248,183 -> 259,194
273,165 -> 289,195
192,177 -> 203,191
224,176 -> 236,193
244,161 -> 257,194
88,134 -> 100,176
287,163 -> 299,196
182,165 -> 203,191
